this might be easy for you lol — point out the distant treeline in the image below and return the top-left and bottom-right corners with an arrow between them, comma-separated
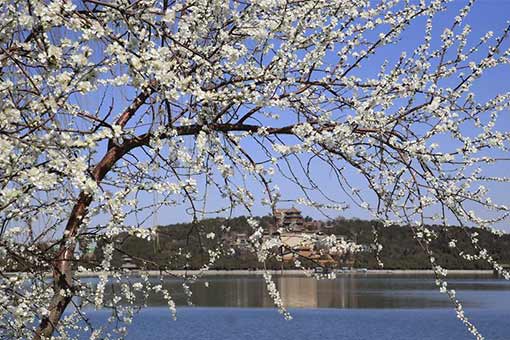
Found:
4,217 -> 508,272
93,216 -> 510,271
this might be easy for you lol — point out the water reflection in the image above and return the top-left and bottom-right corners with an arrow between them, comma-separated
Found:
88,274 -> 510,309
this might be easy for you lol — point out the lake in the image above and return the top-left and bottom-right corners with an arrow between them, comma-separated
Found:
81,274 -> 510,339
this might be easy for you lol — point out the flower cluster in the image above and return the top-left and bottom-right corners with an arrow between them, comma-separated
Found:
1,0 -> 509,338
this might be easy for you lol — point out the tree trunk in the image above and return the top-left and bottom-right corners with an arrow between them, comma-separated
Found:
34,145 -> 124,339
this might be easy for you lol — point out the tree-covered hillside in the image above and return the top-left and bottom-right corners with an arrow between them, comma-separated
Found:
92,217 -> 510,271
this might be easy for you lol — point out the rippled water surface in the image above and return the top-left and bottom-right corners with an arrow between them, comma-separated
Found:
80,274 -> 510,339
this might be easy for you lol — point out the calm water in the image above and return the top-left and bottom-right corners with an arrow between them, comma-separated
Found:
81,274 -> 510,339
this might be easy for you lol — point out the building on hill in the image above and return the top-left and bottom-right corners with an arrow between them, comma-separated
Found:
223,208 -> 360,269
274,207 -> 305,232
273,207 -> 323,232
278,232 -> 345,268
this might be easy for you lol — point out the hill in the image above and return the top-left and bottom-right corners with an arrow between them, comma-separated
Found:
93,216 -> 510,271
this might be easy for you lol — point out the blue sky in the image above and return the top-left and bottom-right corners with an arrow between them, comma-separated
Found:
77,0 -> 510,229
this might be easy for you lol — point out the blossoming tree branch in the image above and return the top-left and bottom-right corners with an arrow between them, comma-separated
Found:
1,0 -> 509,339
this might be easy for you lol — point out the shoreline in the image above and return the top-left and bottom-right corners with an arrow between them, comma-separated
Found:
5,269 -> 496,278
124,269 -> 496,277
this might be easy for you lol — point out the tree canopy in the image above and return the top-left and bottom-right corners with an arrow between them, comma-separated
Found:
1,0 -> 510,339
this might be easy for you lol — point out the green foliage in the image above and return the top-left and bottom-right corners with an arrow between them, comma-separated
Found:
95,216 -> 510,270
